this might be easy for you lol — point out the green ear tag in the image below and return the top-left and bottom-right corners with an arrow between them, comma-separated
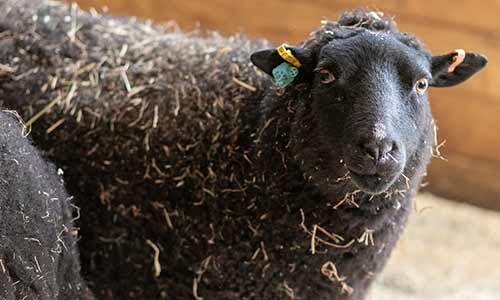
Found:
272,62 -> 299,88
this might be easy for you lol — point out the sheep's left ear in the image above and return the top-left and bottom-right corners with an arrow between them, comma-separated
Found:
430,50 -> 488,87
250,45 -> 316,85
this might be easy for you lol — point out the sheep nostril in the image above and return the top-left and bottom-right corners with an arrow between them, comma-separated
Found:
363,144 -> 378,160
359,139 -> 397,161
381,141 -> 395,157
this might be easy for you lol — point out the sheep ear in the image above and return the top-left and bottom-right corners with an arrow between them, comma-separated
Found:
250,45 -> 316,84
430,51 -> 488,87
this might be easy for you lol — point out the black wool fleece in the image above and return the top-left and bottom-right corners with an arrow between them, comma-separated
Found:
0,111 -> 93,300
0,1 -> 487,299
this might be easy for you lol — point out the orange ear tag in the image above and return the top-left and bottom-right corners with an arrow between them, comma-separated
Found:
448,49 -> 465,73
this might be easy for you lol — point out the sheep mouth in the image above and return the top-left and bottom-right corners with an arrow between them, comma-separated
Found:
347,168 -> 400,194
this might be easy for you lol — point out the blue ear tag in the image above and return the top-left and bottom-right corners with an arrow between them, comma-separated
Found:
272,62 -> 299,88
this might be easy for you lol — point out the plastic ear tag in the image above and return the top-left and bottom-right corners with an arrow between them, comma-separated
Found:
272,62 -> 299,88
277,44 -> 302,68
448,49 -> 465,73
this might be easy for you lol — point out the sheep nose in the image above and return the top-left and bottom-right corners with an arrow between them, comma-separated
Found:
359,137 -> 397,161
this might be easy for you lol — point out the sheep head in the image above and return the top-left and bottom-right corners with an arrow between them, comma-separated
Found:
251,13 -> 487,195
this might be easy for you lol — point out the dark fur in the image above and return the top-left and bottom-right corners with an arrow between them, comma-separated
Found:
0,2 -> 487,299
0,111 -> 93,299
248,12 -> 485,298
248,14 -> 437,299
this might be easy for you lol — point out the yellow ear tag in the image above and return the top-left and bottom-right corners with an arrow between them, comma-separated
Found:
276,44 -> 302,68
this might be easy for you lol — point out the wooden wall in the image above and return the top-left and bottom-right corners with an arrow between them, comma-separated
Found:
71,0 -> 500,210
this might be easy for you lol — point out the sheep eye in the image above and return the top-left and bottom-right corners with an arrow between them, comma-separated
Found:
319,69 -> 335,84
415,78 -> 428,95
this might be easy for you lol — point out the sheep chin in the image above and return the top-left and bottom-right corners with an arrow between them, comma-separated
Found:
348,169 -> 402,195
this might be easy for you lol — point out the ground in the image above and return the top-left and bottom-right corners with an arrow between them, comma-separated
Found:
371,193 -> 500,300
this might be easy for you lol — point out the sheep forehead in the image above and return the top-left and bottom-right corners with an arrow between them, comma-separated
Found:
323,32 -> 415,57
319,33 -> 430,73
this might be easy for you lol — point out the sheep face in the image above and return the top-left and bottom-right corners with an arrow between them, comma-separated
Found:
251,29 -> 487,195
307,31 -> 431,194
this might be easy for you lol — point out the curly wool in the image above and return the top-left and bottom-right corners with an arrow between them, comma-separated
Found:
305,10 -> 429,55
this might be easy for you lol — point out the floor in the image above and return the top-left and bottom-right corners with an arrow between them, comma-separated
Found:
370,193 -> 500,300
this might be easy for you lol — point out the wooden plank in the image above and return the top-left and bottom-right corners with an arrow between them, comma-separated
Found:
75,0 -> 500,35
427,153 -> 500,211
335,0 -> 500,35
430,88 -> 500,163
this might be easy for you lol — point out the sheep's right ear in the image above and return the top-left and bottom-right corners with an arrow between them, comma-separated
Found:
250,45 -> 316,84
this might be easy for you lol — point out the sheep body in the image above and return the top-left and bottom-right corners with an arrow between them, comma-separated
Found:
0,111 -> 93,300
0,1 -> 486,299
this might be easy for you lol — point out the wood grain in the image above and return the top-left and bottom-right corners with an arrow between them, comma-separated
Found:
431,88 -> 500,163
428,153 -> 500,211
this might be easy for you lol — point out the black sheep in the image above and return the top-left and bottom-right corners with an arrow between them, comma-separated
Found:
0,1 -> 487,299
0,111 -> 93,299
